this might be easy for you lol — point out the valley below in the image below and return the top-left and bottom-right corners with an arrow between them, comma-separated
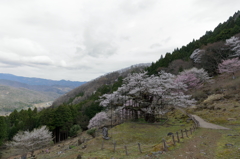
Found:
0,74 -> 85,115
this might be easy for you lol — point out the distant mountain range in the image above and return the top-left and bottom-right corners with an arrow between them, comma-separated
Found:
0,73 -> 86,87
0,79 -> 75,95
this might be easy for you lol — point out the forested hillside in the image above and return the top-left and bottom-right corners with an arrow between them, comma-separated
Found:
147,11 -> 240,75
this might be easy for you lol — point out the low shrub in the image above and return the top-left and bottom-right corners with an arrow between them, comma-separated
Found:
87,128 -> 96,138
69,125 -> 82,137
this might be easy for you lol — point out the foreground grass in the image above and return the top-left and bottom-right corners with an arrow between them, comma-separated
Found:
187,93 -> 240,159
4,102 -> 240,159
32,110 -> 194,159
215,126 -> 240,159
83,121 -> 193,159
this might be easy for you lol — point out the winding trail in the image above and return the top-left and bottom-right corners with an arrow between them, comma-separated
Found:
191,114 -> 230,130
175,106 -> 230,130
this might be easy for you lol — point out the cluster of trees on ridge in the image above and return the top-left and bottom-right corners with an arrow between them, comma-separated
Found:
1,11 -> 240,157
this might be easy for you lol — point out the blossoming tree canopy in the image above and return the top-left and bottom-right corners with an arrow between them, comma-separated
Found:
218,57 -> 240,79
96,71 -> 196,124
87,111 -> 110,129
8,125 -> 52,152
175,67 -> 211,89
226,36 -> 240,57
190,49 -> 205,63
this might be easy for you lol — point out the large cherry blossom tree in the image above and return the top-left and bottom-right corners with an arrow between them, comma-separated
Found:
95,71 -> 195,123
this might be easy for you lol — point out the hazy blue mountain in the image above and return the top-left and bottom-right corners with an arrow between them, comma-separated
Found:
0,79 -> 73,96
0,73 -> 86,87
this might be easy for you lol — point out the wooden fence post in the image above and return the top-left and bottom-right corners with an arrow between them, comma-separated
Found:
101,140 -> 104,150
176,132 -> 180,143
196,121 -> 199,127
124,145 -> 128,155
138,143 -> 142,153
113,142 -> 116,152
185,129 -> 189,138
172,134 -> 175,145
162,139 -> 168,151
181,129 -> 184,138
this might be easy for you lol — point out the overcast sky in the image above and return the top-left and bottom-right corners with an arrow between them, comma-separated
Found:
0,0 -> 239,81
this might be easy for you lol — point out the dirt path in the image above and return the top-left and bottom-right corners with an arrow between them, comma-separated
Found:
175,107 -> 230,130
191,114 -> 230,130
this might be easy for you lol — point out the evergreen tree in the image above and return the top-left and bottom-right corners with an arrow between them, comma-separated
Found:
54,105 -> 73,142
0,116 -> 7,146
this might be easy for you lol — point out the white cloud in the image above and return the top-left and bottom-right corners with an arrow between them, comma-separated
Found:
0,0 -> 239,81
81,22 -> 118,57
0,37 -> 48,56
21,56 -> 54,65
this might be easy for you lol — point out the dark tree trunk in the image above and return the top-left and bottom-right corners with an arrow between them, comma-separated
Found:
133,110 -> 138,121
58,129 -> 61,142
145,113 -> 155,123
21,153 -> 27,159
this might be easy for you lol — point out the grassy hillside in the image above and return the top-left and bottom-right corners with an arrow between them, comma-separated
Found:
0,85 -> 54,115
185,70 -> 240,159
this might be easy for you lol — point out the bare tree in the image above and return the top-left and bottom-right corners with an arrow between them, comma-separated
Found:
167,59 -> 193,74
198,41 -> 230,76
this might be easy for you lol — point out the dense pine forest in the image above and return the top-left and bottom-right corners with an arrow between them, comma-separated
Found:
1,11 -> 240,149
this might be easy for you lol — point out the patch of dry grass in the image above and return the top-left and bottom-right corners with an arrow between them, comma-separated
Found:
203,94 -> 224,104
